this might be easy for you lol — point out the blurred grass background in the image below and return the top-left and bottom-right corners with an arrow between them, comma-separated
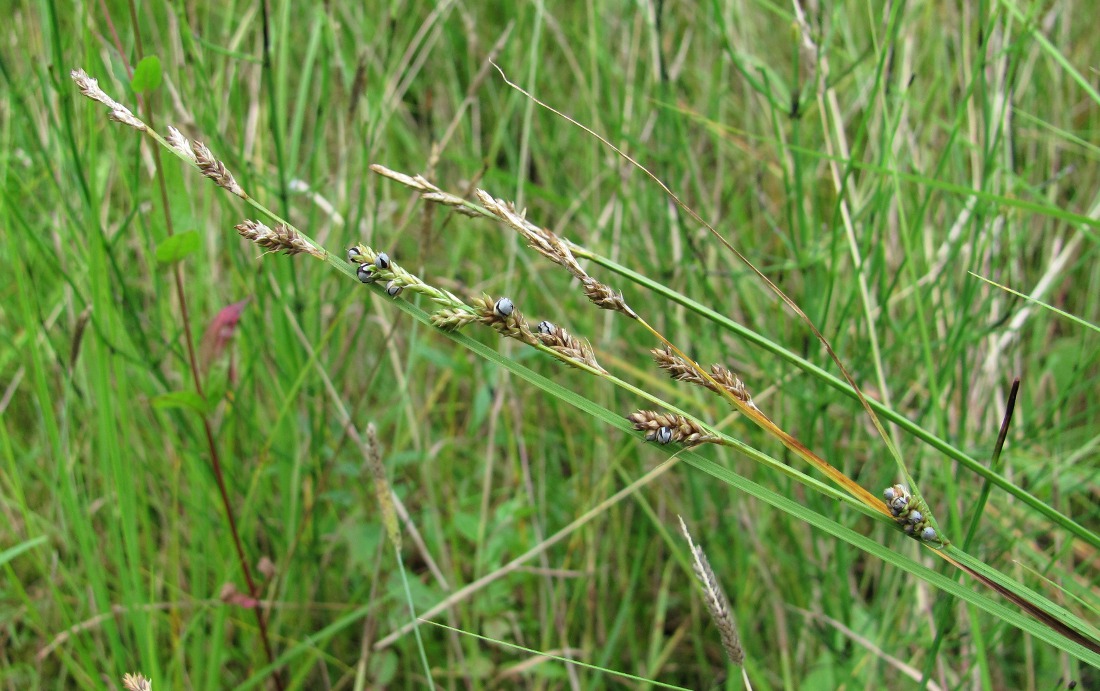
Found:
2,0 -> 1098,688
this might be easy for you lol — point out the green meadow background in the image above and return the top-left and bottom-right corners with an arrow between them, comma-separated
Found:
2,0 -> 1098,688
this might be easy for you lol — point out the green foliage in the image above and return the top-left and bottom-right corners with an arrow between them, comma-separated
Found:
2,0 -> 1098,688
129,55 -> 162,94
154,229 -> 200,264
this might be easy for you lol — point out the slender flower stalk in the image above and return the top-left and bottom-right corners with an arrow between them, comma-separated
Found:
366,166 -> 921,528
72,67 -> 283,686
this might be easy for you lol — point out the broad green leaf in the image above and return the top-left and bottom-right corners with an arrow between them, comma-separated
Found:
155,230 -> 201,264
152,390 -> 210,415
130,55 -> 162,93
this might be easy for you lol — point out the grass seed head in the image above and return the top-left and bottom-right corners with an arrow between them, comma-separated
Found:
883,484 -> 941,543
236,219 -> 323,258
652,348 -> 757,408
471,295 -> 539,346
535,323 -> 606,373
430,307 -> 480,331
191,141 -> 246,198
627,410 -> 720,446
678,516 -> 745,666
349,243 -> 467,308
166,126 -> 197,163
121,673 -> 152,691
70,69 -> 147,131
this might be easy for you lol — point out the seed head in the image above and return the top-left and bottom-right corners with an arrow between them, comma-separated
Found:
236,219 -> 323,258
626,410 -> 720,447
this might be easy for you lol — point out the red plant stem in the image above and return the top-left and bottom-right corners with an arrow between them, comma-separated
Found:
100,2 -> 285,687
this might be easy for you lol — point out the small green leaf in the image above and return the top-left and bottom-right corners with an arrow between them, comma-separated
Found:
131,56 -> 162,93
0,536 -> 48,568
155,231 -> 201,264
152,390 -> 210,415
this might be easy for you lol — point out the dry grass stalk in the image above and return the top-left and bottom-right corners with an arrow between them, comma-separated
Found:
121,673 -> 152,691
678,516 -> 745,666
626,410 -> 721,446
191,141 -> 246,198
237,219 -> 324,259
652,347 -> 758,410
368,164 -> 441,193
535,323 -> 607,374
421,191 -> 482,217
70,69 -> 147,131
370,164 -> 479,217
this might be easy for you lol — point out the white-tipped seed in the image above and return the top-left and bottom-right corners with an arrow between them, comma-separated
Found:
537,320 -> 555,335
375,252 -> 390,270
385,280 -> 402,297
907,510 -> 923,524
883,487 -> 897,501
493,297 -> 514,318
347,246 -> 363,264
655,427 -> 673,444
357,263 -> 377,284
888,495 -> 910,515
921,526 -> 937,541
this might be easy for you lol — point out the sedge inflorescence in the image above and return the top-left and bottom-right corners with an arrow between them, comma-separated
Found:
883,484 -> 940,543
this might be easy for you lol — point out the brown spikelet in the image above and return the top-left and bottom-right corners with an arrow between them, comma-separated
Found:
678,516 -> 745,666
236,220 -> 323,258
473,190 -> 638,319
470,295 -> 540,346
473,190 -> 576,270
708,364 -> 756,409
121,673 -> 152,691
106,109 -> 148,131
70,69 -> 147,131
652,348 -> 757,409
536,323 -> 607,374
192,141 -> 246,198
652,346 -> 707,385
71,68 -> 125,110
626,410 -> 721,446
581,277 -> 638,318
166,126 -> 197,163
369,164 -> 442,193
